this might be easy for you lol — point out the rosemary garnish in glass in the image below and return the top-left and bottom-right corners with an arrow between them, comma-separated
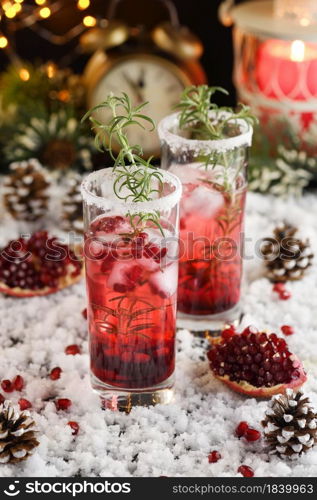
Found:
82,92 -> 164,235
176,85 -> 257,179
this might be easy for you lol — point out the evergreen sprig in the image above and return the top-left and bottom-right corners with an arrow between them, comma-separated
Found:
176,85 -> 257,140
82,93 -> 164,234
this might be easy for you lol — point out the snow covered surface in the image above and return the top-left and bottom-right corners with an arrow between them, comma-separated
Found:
0,192 -> 317,477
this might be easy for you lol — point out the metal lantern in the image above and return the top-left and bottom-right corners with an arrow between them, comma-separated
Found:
220,0 -> 317,155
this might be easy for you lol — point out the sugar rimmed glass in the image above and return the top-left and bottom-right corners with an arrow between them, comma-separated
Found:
81,168 -> 182,410
158,112 -> 253,332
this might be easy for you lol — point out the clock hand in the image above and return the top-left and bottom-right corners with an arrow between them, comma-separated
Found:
122,71 -> 143,102
137,67 -> 145,89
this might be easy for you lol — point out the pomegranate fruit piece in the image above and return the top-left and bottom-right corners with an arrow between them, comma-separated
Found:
13,375 -> 24,391
281,325 -> 295,336
68,421 -> 79,435
65,344 -> 81,355
235,421 -> 249,438
0,231 -> 83,297
50,367 -> 62,380
0,394 -> 5,405
19,398 -> 32,411
207,328 -> 306,397
208,450 -> 221,463
1,380 -> 13,393
244,428 -> 261,442
238,465 -> 254,477
55,398 -> 72,411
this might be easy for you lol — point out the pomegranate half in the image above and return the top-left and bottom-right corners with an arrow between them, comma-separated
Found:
207,327 -> 307,397
0,231 -> 83,298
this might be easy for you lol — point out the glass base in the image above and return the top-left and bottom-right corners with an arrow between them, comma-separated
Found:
91,372 -> 175,412
177,302 -> 242,336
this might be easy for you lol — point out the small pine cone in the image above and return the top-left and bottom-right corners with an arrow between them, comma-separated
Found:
262,389 -> 317,460
262,222 -> 313,282
3,159 -> 50,222
0,401 -> 39,464
62,173 -> 83,233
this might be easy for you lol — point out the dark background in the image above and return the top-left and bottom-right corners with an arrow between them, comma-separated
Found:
0,0 -> 244,106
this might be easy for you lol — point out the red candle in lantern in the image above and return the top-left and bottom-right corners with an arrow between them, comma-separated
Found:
256,39 -> 317,101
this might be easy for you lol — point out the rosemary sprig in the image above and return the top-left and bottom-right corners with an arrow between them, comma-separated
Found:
82,92 -> 164,234
176,85 -> 257,141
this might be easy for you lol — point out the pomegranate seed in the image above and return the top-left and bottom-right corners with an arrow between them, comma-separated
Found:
273,282 -> 285,293
65,344 -> 81,355
125,265 -> 143,285
222,325 -> 236,340
113,283 -> 128,293
82,308 -> 87,319
19,398 -> 32,411
50,367 -> 62,380
244,428 -> 261,442
242,325 -> 258,336
208,450 -> 221,463
1,380 -> 13,393
67,421 -> 79,435
0,394 -> 5,405
238,465 -> 254,477
55,398 -> 72,411
235,421 -> 249,438
13,375 -> 24,391
281,325 -> 295,336
279,290 -> 291,300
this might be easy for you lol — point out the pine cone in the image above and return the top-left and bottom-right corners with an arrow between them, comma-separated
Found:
0,402 -> 39,464
61,173 -> 83,233
262,222 -> 313,282
3,159 -> 50,222
262,389 -> 317,460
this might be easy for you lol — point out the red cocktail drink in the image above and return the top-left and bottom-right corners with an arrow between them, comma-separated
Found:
85,216 -> 177,389
176,176 -> 247,316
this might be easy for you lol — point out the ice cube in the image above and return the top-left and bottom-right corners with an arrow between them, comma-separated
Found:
169,163 -> 203,185
107,262 -> 133,289
150,262 -> 178,298
182,184 -> 224,219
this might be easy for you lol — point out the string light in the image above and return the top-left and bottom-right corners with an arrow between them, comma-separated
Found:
0,0 -> 100,61
46,62 -> 56,78
77,0 -> 90,10
0,36 -> 8,49
83,15 -> 96,27
2,2 -> 13,11
4,7 -> 17,18
19,68 -> 30,81
39,6 -> 51,18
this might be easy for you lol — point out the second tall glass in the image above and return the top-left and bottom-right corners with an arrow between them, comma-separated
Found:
158,112 -> 253,331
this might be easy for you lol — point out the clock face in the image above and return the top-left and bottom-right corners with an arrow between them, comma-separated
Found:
91,55 -> 187,155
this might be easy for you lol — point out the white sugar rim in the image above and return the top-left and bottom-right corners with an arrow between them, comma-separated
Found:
81,167 -> 182,213
158,111 -> 253,154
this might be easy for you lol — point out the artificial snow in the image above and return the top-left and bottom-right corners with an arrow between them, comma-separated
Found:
0,192 -> 317,477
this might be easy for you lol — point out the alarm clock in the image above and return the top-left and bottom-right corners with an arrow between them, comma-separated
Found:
81,0 -> 207,156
